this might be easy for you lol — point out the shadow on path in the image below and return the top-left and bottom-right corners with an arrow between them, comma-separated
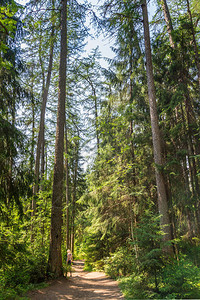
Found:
27,260 -> 124,300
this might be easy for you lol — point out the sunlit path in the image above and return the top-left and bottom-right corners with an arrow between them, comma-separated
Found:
27,261 -> 124,300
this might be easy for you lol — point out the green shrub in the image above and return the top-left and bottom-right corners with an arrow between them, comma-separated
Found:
83,262 -> 93,272
104,247 -> 135,279
159,257 -> 200,299
119,274 -> 158,299
0,242 -> 48,299
118,256 -> 200,300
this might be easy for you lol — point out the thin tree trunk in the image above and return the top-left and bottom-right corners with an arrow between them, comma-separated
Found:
65,121 -> 70,249
186,0 -> 200,92
141,0 -> 172,252
180,103 -> 199,235
32,13 -> 55,215
181,158 -> 194,238
71,139 -> 79,256
160,0 -> 175,48
129,47 -> 139,258
30,66 -> 35,178
48,0 -> 67,277
30,66 -> 35,241
87,78 -> 99,152
93,87 -> 99,152
183,90 -> 200,232
160,0 -> 200,236
41,138 -> 45,186
93,88 -> 99,153
161,0 -> 200,231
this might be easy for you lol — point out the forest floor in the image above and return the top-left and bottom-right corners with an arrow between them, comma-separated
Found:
26,260 -> 124,299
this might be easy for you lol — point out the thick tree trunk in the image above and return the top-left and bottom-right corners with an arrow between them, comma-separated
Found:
141,0 -> 172,251
48,0 -> 67,277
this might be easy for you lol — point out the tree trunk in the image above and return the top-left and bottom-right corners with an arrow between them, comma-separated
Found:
141,0 -> 172,251
32,12 -> 55,215
93,87 -> 100,152
48,0 -> 67,277
30,68 -> 35,241
65,121 -> 70,249
160,0 -> 175,48
64,0 -> 70,250
30,66 -> 35,179
41,138 -> 45,188
160,0 -> 200,233
71,138 -> 79,256
186,0 -> 200,92
87,77 -> 99,152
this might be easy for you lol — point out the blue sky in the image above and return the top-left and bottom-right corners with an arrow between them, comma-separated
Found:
17,0 -> 157,67
84,0 -> 157,67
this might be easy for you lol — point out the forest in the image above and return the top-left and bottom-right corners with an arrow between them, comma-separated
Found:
1,0 -> 200,298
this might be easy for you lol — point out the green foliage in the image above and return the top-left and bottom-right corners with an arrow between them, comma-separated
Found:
118,256 -> 200,300
119,274 -> 157,300
104,247 -> 135,279
0,1 -> 19,69
132,210 -> 166,273
159,257 -> 200,299
80,230 -> 110,265
0,178 -> 52,298
0,233 -> 48,299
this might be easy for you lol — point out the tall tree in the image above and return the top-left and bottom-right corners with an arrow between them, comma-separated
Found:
141,0 -> 172,251
32,1 -> 55,216
158,0 -> 200,234
48,0 -> 67,277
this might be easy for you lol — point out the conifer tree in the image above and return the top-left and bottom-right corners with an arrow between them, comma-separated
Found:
48,0 -> 67,277
32,0 -> 56,217
141,0 -> 172,250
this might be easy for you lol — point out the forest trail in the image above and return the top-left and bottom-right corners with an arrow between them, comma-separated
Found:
27,260 -> 124,299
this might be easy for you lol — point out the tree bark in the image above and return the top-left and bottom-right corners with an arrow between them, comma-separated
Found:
160,0 -> 175,48
141,0 -> 172,251
48,0 -> 67,277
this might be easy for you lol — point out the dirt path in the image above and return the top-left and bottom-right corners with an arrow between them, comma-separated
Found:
27,261 -> 124,299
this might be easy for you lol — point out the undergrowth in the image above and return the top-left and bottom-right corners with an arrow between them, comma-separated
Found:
116,256 -> 200,299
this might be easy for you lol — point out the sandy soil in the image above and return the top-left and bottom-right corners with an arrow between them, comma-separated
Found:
27,261 -> 124,300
